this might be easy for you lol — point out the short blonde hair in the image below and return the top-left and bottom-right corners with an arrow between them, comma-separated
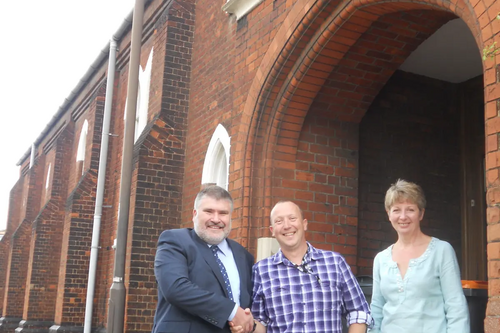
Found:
385,179 -> 426,211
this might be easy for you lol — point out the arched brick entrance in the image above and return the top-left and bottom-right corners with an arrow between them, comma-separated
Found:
231,0 -> 499,330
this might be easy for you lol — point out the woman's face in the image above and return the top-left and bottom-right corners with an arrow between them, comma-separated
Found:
387,200 -> 424,235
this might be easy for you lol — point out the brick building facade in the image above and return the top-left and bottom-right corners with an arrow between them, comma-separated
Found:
0,0 -> 499,332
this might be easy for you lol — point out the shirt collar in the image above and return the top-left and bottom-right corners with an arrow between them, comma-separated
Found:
207,238 -> 230,256
273,242 -> 318,265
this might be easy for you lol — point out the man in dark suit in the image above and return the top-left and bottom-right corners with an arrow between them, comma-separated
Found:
153,185 -> 256,333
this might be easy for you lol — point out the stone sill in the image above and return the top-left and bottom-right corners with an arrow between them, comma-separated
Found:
222,0 -> 264,21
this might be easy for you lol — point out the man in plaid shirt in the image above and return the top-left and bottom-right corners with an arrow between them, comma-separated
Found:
230,201 -> 373,333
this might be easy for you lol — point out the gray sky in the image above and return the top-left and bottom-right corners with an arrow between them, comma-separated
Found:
0,0 -> 135,229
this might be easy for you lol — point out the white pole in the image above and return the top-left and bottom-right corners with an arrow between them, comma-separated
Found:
83,38 -> 117,333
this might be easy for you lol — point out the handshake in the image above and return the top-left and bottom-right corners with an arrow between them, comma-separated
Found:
229,307 -> 260,333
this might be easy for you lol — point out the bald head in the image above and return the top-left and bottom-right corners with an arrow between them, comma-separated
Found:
270,201 -> 304,225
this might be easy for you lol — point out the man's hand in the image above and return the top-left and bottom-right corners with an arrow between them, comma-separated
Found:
229,322 -> 246,333
229,307 -> 254,333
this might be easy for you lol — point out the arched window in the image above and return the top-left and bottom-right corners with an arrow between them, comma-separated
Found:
202,124 -> 231,189
45,163 -> 51,190
76,120 -> 89,175
135,47 -> 154,141
44,162 -> 52,203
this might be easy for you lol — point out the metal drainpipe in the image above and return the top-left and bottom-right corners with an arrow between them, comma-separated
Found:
107,0 -> 144,332
83,38 -> 118,333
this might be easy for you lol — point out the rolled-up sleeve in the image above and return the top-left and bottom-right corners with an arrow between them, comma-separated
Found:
339,256 -> 374,328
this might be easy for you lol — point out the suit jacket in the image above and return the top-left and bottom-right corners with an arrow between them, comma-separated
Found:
152,228 -> 254,333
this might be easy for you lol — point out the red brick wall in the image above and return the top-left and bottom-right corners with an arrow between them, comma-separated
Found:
182,0 -> 294,248
124,2 -> 194,331
41,151 -> 55,206
52,90 -> 104,328
17,127 -> 72,329
54,171 -> 97,327
0,240 -> 7,316
182,0 -> 238,226
1,0 -> 499,331
357,70 -> 462,275
278,109 -> 361,269
2,219 -> 31,320
2,158 -> 44,324
92,69 -> 125,331
89,7 -> 166,325
125,114 -> 187,332
0,181 -> 23,316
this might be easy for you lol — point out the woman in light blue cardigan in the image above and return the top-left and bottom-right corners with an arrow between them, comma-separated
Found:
369,179 -> 469,333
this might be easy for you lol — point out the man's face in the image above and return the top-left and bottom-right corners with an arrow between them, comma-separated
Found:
270,201 -> 308,251
193,195 -> 232,245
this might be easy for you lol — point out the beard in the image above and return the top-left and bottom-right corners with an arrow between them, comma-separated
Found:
194,221 -> 231,245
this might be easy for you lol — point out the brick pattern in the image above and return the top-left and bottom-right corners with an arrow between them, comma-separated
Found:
2,219 -> 31,325
5,181 -> 24,237
124,2 -> 193,331
482,0 -> 500,329
0,180 -> 23,316
91,71 -> 124,331
125,113 -> 186,332
52,93 -> 104,329
310,10 -> 455,122
240,9 -> 455,255
279,109 -> 361,269
182,0 -> 236,230
1,158 -> 44,330
232,5 -> 455,252
357,70 -> 462,274
20,125 -> 73,327
224,0 -> 498,329
0,240 -> 6,316
54,170 -> 97,327
0,0 -> 499,331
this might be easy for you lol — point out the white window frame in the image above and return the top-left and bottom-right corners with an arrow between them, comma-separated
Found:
135,47 -> 154,142
76,120 -> 89,175
222,0 -> 264,21
45,163 -> 51,190
202,124 -> 231,189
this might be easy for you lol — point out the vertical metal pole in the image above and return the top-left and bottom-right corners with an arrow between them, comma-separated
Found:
107,1 -> 144,332
84,38 -> 117,333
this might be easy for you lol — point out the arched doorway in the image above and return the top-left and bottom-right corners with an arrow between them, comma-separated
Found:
231,0 -> 497,331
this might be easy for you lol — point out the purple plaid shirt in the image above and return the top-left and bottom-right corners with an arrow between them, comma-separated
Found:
251,243 -> 373,333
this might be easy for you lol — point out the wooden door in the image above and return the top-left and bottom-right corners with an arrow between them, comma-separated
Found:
460,76 -> 487,281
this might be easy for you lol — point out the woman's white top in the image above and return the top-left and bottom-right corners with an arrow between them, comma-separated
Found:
369,237 -> 470,333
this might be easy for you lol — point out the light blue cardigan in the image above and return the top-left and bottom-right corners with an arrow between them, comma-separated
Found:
369,237 -> 470,333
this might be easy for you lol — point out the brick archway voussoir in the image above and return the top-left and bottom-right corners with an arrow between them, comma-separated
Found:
233,0 -> 484,235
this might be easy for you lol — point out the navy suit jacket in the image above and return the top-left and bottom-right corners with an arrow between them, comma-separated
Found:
152,228 -> 254,333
